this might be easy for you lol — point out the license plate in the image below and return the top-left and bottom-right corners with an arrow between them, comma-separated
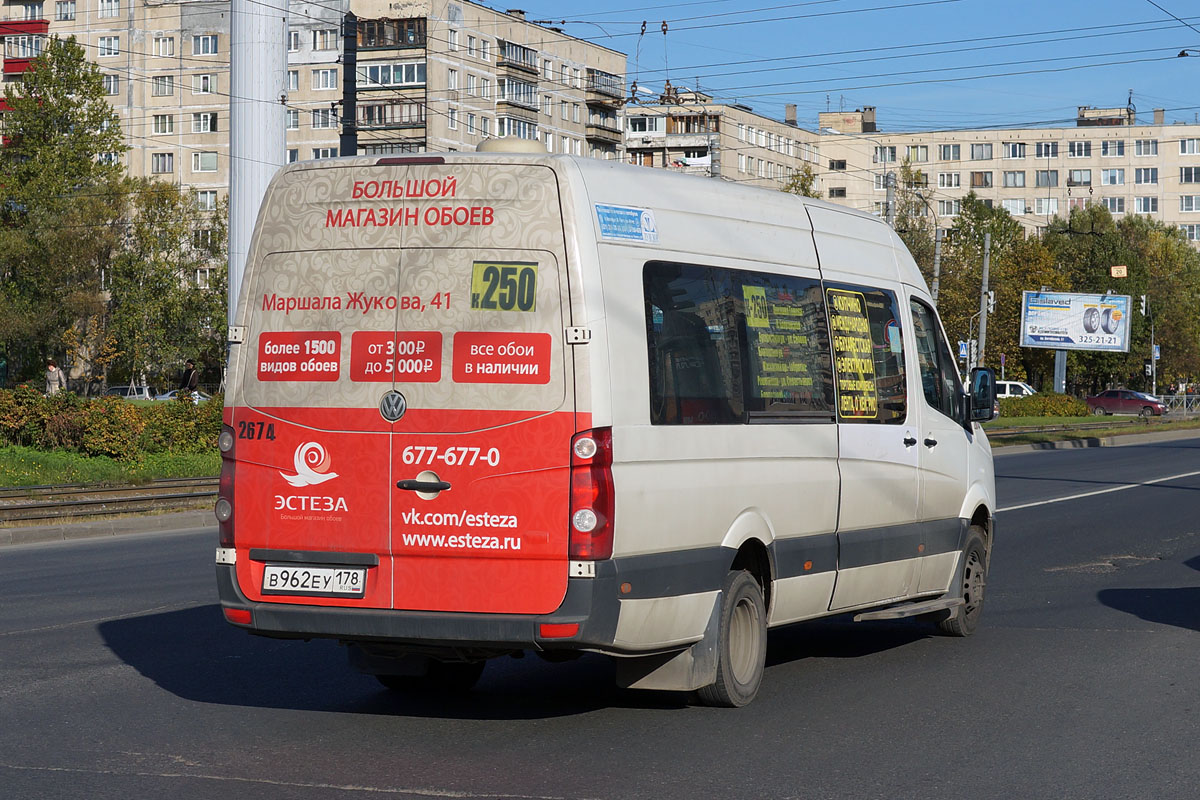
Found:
261,564 -> 367,598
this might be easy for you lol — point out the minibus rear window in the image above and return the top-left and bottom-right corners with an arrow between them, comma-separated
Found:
643,261 -> 834,425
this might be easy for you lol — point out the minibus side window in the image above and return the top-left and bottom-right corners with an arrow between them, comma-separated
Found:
738,272 -> 834,421
910,298 -> 963,421
644,263 -> 743,425
825,283 -> 907,424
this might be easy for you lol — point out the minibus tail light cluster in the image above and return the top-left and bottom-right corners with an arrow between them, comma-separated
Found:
216,424 -> 236,548
569,428 -> 614,560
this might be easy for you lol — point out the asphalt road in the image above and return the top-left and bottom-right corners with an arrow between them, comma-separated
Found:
2,438 -> 1198,800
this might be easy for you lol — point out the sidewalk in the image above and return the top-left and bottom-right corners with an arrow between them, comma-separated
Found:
990,426 -> 1200,455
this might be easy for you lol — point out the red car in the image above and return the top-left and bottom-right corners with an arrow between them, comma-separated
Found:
1086,390 -> 1167,417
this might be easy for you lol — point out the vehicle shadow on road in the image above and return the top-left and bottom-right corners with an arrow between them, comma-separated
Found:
1096,554 -> 1200,633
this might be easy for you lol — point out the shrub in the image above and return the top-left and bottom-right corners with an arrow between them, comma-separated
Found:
999,392 -> 1090,417
80,396 -> 147,460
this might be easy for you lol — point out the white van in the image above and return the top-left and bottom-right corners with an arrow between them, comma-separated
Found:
996,380 -> 1036,399
214,148 -> 997,707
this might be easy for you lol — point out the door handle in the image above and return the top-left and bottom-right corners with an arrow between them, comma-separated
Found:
924,437 -> 938,447
396,479 -> 451,492
903,435 -> 917,447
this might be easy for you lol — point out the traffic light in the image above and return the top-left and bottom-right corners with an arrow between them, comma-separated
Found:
986,290 -> 996,313
1145,359 -> 1153,377
1140,294 -> 1147,314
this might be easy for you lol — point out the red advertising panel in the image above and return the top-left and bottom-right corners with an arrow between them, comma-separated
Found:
349,331 -> 443,382
452,332 -> 552,385
257,331 -> 341,381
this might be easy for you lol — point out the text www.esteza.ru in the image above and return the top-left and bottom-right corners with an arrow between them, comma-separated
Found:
399,509 -> 522,551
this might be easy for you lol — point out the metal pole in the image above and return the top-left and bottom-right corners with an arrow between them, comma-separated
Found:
885,171 -> 895,228
1054,350 -> 1067,393
931,227 -> 944,304
1151,311 -> 1157,396
976,231 -> 991,366
340,12 -> 358,157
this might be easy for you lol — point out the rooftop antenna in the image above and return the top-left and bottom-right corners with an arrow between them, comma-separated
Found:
839,94 -> 845,112
1126,88 -> 1136,124
826,93 -> 830,112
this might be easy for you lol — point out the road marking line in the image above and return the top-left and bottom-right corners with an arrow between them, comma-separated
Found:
997,468 -> 1200,513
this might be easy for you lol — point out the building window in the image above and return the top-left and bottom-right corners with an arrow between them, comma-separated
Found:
467,113 -> 476,135
192,151 -> 217,172
98,0 -> 118,18
1002,142 -> 1025,159
1036,141 -> 1058,159
1182,166 -> 1200,183
447,68 -> 458,90
1135,139 -> 1158,156
499,117 -> 537,140
1002,198 -> 1025,215
311,108 -> 337,129
98,37 -> 119,57
1134,196 -> 1157,214
1100,140 -> 1124,157
153,36 -> 174,56
288,30 -> 300,52
1181,138 -> 1200,155
152,75 -> 174,96
481,78 -> 490,98
152,114 -> 173,134
1068,169 -> 1091,186
447,29 -> 457,51
873,174 -> 889,191
1180,195 -> 1200,212
192,34 -> 218,55
312,147 -> 338,160
356,61 -> 427,88
939,144 -> 960,161
970,171 -> 993,188
874,145 -> 896,163
287,71 -> 298,92
829,187 -> 847,198
1101,197 -> 1125,213
1067,141 -> 1091,158
572,103 -> 580,123
102,74 -> 120,95
448,108 -> 457,130
938,172 -> 960,188
906,145 -> 928,162
196,190 -> 217,211
467,74 -> 476,96
829,159 -> 847,170
193,111 -> 218,133
313,68 -> 338,90
970,143 -> 992,160
1100,168 -> 1124,186
1002,170 -> 1025,188
1182,224 -> 1200,241
285,109 -> 298,130
54,1 -> 75,21
312,29 -> 337,50
481,117 -> 490,137
938,199 -> 960,217
192,74 -> 215,94
286,149 -> 299,163
1035,169 -> 1058,187
467,36 -> 476,57
481,40 -> 490,60
1035,197 -> 1058,215
151,152 -> 173,174
1135,167 -> 1157,185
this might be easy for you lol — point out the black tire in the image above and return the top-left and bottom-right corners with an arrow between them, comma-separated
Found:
938,526 -> 988,637
1140,406 -> 1154,417
1092,406 -> 1107,416
1082,307 -> 1100,333
697,570 -> 767,708
376,660 -> 485,692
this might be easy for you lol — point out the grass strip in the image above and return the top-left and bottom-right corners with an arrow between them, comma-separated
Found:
0,446 -> 219,487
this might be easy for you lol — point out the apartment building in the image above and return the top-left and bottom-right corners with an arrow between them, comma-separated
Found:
817,105 -> 1200,244
0,0 -> 625,198
622,85 -> 821,189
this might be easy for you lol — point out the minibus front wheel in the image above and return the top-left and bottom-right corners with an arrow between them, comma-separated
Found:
697,570 -> 767,708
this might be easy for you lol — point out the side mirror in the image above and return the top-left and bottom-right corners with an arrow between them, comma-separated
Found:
968,366 -> 997,422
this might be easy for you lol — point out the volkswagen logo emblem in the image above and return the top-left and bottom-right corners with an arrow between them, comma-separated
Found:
379,390 -> 407,422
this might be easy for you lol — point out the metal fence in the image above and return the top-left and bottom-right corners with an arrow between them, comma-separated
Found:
1162,394 -> 1200,415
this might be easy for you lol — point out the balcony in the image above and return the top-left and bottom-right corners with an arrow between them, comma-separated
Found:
585,68 -> 624,104
2,19 -> 48,76
497,40 -> 538,77
586,121 -> 621,145
357,100 -> 426,131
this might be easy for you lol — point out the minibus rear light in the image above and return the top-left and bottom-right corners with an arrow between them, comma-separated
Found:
217,424 -> 236,549
568,427 -> 614,560
539,623 -> 579,639
375,156 -> 446,166
224,608 -> 252,625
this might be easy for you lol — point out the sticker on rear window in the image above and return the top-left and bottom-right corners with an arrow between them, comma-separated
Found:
470,262 -> 537,312
595,204 -> 658,243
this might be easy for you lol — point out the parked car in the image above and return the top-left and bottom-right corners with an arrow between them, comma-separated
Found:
1086,390 -> 1166,417
103,384 -> 158,401
996,380 -> 1036,399
154,389 -> 212,404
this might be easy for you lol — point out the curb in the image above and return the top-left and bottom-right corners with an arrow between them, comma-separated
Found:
2,509 -> 214,547
991,428 -> 1200,455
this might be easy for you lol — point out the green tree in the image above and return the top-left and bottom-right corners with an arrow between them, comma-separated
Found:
892,159 -> 936,277
0,36 -> 127,383
106,182 -> 228,390
781,163 -> 821,198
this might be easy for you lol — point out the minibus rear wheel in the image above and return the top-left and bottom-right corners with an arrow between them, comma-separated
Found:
937,526 -> 988,637
697,570 -> 767,708
376,659 -> 485,692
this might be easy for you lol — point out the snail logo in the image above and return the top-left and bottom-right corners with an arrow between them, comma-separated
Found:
280,442 -> 340,487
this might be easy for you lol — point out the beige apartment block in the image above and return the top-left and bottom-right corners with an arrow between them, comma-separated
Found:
1,0 -> 624,203
622,87 -> 821,189
816,106 -> 1200,245
348,1 -> 625,159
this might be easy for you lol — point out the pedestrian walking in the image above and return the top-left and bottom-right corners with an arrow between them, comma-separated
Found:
180,359 -> 200,393
45,359 -> 66,396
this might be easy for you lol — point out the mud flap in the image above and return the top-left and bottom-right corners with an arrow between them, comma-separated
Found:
613,592 -> 721,692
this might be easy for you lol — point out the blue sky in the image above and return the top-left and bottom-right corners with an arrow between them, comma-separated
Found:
516,0 -> 1200,131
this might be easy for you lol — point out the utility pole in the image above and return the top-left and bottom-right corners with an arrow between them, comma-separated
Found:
976,231 -> 991,366
931,227 -> 944,305
340,12 -> 358,157
885,171 -> 896,228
